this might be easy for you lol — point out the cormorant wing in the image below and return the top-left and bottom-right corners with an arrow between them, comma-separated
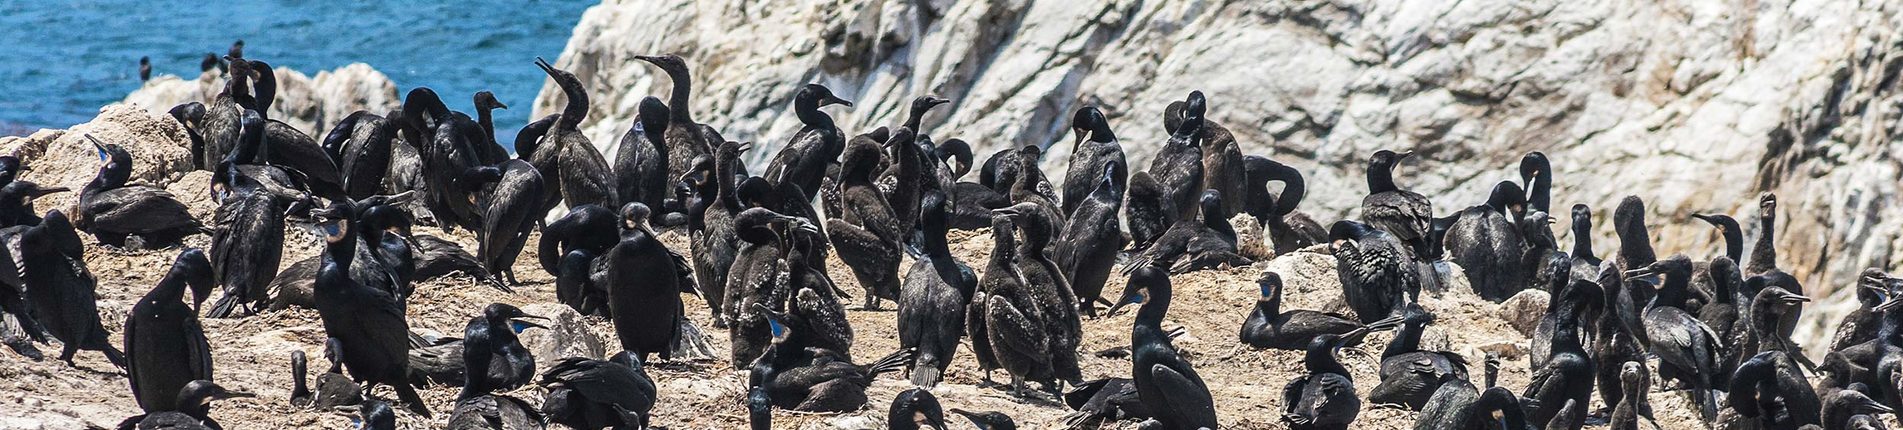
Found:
1282,374 -> 1311,416
1148,363 -> 1217,426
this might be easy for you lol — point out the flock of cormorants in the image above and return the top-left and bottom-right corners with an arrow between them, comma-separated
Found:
0,41 -> 1888,430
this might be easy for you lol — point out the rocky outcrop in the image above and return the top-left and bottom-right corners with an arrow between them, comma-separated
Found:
539,0 -> 1903,355
0,103 -> 198,214
123,63 -> 401,138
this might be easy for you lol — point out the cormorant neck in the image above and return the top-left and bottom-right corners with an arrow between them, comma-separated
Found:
1132,287 -> 1173,344
1266,162 -> 1305,216
1384,320 -> 1425,358
1570,217 -> 1595,261
1751,209 -> 1776,271
555,78 -> 589,132
457,323 -> 497,400
1367,163 -> 1398,194
795,95 -> 835,130
715,155 -> 740,212
477,105 -> 498,147
153,264 -> 193,303
1721,226 -> 1744,263
988,226 -> 1016,263
1302,344 -> 1351,376
664,68 -> 693,124
1528,169 -> 1551,213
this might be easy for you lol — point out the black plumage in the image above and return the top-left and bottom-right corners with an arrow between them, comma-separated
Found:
887,388 -> 949,430
125,249 -> 215,413
535,57 -> 620,212
765,84 -> 852,204
310,201 -> 430,417
1523,278 -> 1598,429
971,213 -> 1052,396
1060,106 -> 1126,219
1242,156 -> 1327,255
1110,267 -> 1219,430
1443,181 -> 1527,301
604,204 -> 691,362
115,380 -> 252,430
615,97 -> 672,223
1359,149 -> 1435,259
829,133 -> 906,309
21,210 -> 126,369
75,135 -> 206,248
634,54 -> 719,187
950,408 -> 1017,430
205,110 -> 298,319
898,190 -> 973,388
1125,190 -> 1251,274
1241,272 -> 1376,351
467,159 -> 544,287
1726,350 -> 1820,429
1328,220 -> 1420,323
1056,160 -> 1126,317
1625,255 -> 1724,421
1147,92 -> 1208,225
540,351 -> 657,430
1370,304 -> 1468,410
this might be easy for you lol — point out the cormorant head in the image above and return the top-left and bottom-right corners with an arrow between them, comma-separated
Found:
1860,270 -> 1893,304
534,56 -> 575,83
482,303 -> 547,333
1198,190 -> 1223,215
1368,149 -> 1413,172
1015,144 -> 1043,169
1612,195 -> 1649,238
935,138 -> 973,179
1484,181 -> 1526,214
172,248 -> 216,310
1753,286 -> 1809,313
1690,212 -> 1738,234
1326,220 -> 1373,246
0,156 -> 22,187
949,409 -> 1017,430
354,399 -> 395,430
1828,388 -> 1895,419
1179,91 -> 1207,133
472,90 -> 507,111
679,154 -> 716,184
200,53 -> 221,72
1759,192 -> 1778,213
1518,151 -> 1549,182
227,39 -> 245,59
1070,106 -> 1109,144
620,202 -> 656,237
1561,279 -> 1605,309
888,388 -> 947,430
1569,203 -> 1592,227
2,180 -> 70,201
634,54 -> 689,74
313,201 -> 355,244
324,337 -> 346,365
865,126 -> 892,144
1398,303 -> 1435,326
637,96 -> 670,132
910,95 -> 948,120
1625,254 -> 1693,280
1108,266 -> 1169,316
755,303 -> 791,343
178,380 -> 253,409
800,84 -> 853,109
1256,272 -> 1282,301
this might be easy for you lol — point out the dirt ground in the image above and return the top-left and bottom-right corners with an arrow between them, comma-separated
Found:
0,218 -> 1864,430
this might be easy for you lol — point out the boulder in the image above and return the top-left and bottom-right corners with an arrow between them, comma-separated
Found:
518,303 -> 606,364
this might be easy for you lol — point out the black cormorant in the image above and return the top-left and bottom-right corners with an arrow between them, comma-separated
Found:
1243,155 -> 1327,255
76,135 -> 206,248
1727,350 -> 1820,429
1125,171 -> 1171,251
1519,152 -> 1552,214
125,248 -> 215,412
1624,255 -> 1723,420
1523,278 -> 1598,429
1060,106 -> 1126,218
1110,267 -> 1219,430
310,202 -> 429,417
1370,304 -> 1469,410
116,380 -> 252,430
999,201 -> 1084,385
604,203 -> 690,362
887,388 -> 949,430
1125,190 -> 1251,274
1609,361 -> 1660,430
765,84 -> 852,203
1328,220 -> 1420,323
534,57 -> 619,211
540,351 -> 657,430
635,54 -> 720,185
1147,92 -> 1207,223
1241,272 -> 1378,350
615,97 -> 672,222
830,134 -> 906,310
1360,149 -> 1434,259
22,210 -> 126,369
1056,161 -> 1126,317
897,190 -> 973,388
1745,193 -> 1779,277
466,159 -> 544,287
1444,181 -> 1528,301
972,214 -> 1052,396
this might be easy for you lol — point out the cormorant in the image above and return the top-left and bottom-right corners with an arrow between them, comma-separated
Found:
635,54 -> 720,185
724,206 -> 808,368
1444,181 -> 1528,301
1242,155 -> 1327,255
1610,361 -> 1660,430
599,202 -> 691,362
1520,211 -> 1567,297
1360,149 -> 1434,259
1831,270 -> 1893,354
444,305 -> 547,430
76,135 -> 206,248
1523,278 -> 1598,429
1745,193 -> 1779,277
1147,92 -> 1207,223
888,388 -> 949,430
313,338 -> 363,409
323,111 -> 399,200
125,249 -> 215,413
1519,152 -> 1552,214
249,60 -> 346,201
751,309 -> 915,412
204,111 -> 300,318
1822,385 -> 1893,430
139,56 -> 151,82
1060,106 -> 1126,218
356,400 -> 396,430
972,213 -> 1052,396
1624,255 -> 1724,420
951,409 -> 1016,430
1689,212 -> 1743,306
1695,256 -> 1744,354
830,134 -> 906,309
22,210 -> 125,369
1566,205 -> 1600,288
1125,190 -> 1252,274
1125,171 -> 1171,251
198,56 -> 249,170
1282,332 -> 1377,430
538,204 -> 618,315
1056,161 -> 1125,317
419,304 -> 545,393
1727,350 -> 1821,429
1728,277 -> 1813,384
765,84 -> 852,203
615,97 -> 671,222
115,380 -> 252,430
465,159 -> 543,287
1241,272 -> 1373,350
399,87 -> 490,231
411,233 -> 490,284
1000,202 -> 1084,385
688,142 -> 746,325
310,201 -> 429,417
540,351 -> 657,430
897,190 -> 973,387
1194,106 -> 1246,221
1110,267 -> 1219,430
534,57 -> 619,211
1328,220 -> 1420,323
291,350 -> 312,407
1371,304 -> 1469,410
0,180 -> 66,227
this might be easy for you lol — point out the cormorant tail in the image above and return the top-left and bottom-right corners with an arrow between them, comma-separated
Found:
867,348 -> 918,378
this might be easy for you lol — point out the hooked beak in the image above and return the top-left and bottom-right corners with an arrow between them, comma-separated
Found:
1878,297 -> 1903,312
1623,264 -> 1658,279
1778,293 -> 1811,304
219,390 -> 258,400
510,315 -> 549,332
826,96 -> 853,108
534,57 -> 556,75
1396,150 -> 1415,160
493,100 -> 509,110
28,186 -> 69,198
86,135 -> 108,159
1105,298 -> 1134,316
634,55 -> 662,64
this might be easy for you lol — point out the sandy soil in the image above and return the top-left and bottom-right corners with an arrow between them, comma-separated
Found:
0,220 -> 1853,430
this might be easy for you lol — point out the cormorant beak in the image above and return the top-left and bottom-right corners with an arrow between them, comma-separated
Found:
1865,399 -> 1896,414
1396,150 -> 1416,160
1878,297 -> 1903,312
825,96 -> 853,108
1622,264 -> 1658,279
494,101 -> 509,110
1072,127 -> 1090,146
737,142 -> 755,153
634,55 -> 661,64
1104,300 -> 1131,316
948,409 -> 982,429
991,207 -> 1021,219
383,190 -> 417,206
218,390 -> 258,400
509,317 -> 548,333
1778,293 -> 1811,304
1545,217 -> 1556,225
534,57 -> 556,75
29,186 -> 69,198
86,135 -> 108,161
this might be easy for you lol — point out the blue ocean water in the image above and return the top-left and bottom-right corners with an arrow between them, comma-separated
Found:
0,0 -> 595,146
